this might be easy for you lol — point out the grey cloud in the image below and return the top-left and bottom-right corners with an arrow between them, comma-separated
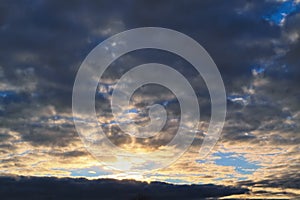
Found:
240,171 -> 300,189
49,150 -> 88,158
0,176 -> 249,200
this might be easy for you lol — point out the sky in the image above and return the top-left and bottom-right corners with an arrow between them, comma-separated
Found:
0,0 -> 300,199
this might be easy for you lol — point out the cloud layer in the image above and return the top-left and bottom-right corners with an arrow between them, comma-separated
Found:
0,176 -> 249,200
0,0 -> 299,198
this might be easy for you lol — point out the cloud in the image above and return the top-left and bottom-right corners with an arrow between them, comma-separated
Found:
0,176 -> 249,200
0,0 -> 299,198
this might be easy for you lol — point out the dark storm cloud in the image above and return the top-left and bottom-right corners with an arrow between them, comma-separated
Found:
0,176 -> 249,200
0,0 -> 294,107
0,0 -> 295,109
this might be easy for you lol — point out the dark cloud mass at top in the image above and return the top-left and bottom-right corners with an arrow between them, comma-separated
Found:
0,0 -> 300,199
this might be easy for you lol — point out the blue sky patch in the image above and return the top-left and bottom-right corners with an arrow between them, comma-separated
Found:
263,0 -> 300,26
213,152 -> 260,175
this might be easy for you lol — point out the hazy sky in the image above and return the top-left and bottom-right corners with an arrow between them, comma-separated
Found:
0,0 -> 300,198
